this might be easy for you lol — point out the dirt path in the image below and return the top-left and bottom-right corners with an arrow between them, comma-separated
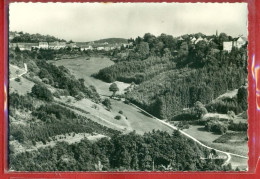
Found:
10,63 -> 27,81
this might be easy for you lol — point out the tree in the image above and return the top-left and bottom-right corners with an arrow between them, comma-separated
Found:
237,86 -> 247,111
136,42 -> 150,60
31,84 -> 53,101
109,83 -> 119,96
15,46 -> 21,52
102,98 -> 112,110
194,101 -> 208,118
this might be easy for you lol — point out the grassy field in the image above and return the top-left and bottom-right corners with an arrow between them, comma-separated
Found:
9,64 -> 34,95
53,56 -> 173,134
53,56 -> 130,96
183,125 -> 248,156
229,155 -> 248,171
9,76 -> 34,95
9,65 -> 25,79
58,95 -> 173,134
213,132 -> 247,143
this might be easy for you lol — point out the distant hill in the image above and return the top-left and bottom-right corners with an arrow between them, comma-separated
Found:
10,31 -> 66,43
93,38 -> 128,44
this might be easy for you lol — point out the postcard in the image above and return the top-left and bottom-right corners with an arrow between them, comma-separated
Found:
8,2 -> 248,171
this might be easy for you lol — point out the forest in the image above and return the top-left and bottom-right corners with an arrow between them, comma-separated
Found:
9,130 -> 232,171
95,33 -> 248,119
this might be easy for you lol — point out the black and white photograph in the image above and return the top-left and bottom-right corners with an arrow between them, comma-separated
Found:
8,2 -> 248,171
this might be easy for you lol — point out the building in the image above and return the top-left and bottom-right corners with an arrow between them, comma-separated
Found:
233,37 -> 247,48
66,42 -> 77,48
39,42 -> 48,49
178,36 -> 184,41
223,36 -> 247,52
97,46 -> 105,50
49,41 -> 60,49
191,37 -> 197,44
9,43 -> 38,51
9,43 -> 18,49
194,36 -> 204,44
223,42 -> 233,52
79,45 -> 93,51
104,46 -> 111,51
57,42 -> 66,49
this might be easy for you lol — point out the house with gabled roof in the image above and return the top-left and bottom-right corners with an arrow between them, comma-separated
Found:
223,36 -> 247,52
191,37 -> 197,44
195,36 -> 204,44
233,37 -> 247,48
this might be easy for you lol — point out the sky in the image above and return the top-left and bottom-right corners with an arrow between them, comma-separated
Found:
9,2 -> 248,42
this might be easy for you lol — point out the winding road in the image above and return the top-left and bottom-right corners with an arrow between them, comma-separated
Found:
11,60 -> 247,167
129,102 -> 248,165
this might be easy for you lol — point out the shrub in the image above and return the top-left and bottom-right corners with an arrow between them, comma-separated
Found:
42,78 -> 49,84
171,113 -> 198,121
205,120 -> 228,134
75,92 -> 85,101
228,121 -> 247,131
124,99 -> 130,104
15,78 -> 21,82
119,110 -> 123,114
114,115 -> 121,120
31,84 -> 53,101
176,121 -> 190,130
91,104 -> 98,109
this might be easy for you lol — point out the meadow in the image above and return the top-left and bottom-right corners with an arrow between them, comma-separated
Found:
183,126 -> 248,156
53,56 -> 129,96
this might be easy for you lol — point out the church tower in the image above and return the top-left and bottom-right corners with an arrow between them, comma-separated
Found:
216,30 -> 218,37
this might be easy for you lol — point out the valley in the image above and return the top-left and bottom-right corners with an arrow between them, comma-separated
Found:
51,55 -> 248,170
8,31 -> 248,172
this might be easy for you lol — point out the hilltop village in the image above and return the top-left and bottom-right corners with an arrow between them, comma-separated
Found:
9,31 -> 133,51
9,31 -> 247,53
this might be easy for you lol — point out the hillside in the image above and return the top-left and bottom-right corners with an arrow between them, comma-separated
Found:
10,31 -> 66,43
95,33 -> 248,119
